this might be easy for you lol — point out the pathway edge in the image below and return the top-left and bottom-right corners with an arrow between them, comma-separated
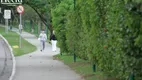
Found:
0,34 -> 16,80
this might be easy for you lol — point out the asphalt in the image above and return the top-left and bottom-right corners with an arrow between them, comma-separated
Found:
0,37 -> 13,80
12,28 -> 84,80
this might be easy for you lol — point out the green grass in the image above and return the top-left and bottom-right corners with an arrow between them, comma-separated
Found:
0,27 -> 37,56
54,54 -> 105,80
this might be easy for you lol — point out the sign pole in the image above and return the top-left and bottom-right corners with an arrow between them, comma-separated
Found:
19,14 -> 22,48
0,7 -> 1,13
4,10 -> 11,33
17,5 -> 24,48
5,19 -> 9,33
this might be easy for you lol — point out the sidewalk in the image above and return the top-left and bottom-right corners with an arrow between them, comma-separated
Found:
12,29 -> 84,80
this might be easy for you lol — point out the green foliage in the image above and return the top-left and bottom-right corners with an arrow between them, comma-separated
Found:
23,0 -> 54,33
51,0 -> 142,79
51,0 -> 74,53
23,4 -> 39,20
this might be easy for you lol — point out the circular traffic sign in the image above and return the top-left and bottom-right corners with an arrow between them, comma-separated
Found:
16,5 -> 24,14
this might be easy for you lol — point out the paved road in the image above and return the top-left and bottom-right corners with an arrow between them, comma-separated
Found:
12,29 -> 84,80
0,37 -> 13,80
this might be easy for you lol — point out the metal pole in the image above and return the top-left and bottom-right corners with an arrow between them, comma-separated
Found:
73,0 -> 76,62
73,53 -> 76,62
129,72 -> 134,80
74,0 -> 76,9
92,64 -> 96,72
0,8 -> 1,24
19,14 -> 22,48
0,7 -> 1,13
46,5 -> 48,38
5,19 -> 8,33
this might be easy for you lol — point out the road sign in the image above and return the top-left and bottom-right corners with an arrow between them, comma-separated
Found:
16,5 -> 24,14
4,10 -> 11,19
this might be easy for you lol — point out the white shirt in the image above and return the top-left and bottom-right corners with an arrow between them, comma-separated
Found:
39,33 -> 47,41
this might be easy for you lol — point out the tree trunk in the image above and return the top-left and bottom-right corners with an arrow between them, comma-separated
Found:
38,20 -> 41,34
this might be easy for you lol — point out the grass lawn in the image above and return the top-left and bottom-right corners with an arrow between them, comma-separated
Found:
54,54 -> 106,80
0,27 -> 37,56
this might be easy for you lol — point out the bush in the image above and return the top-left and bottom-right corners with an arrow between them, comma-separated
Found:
51,0 -> 142,79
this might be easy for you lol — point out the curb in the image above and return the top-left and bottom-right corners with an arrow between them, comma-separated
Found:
0,34 -> 16,80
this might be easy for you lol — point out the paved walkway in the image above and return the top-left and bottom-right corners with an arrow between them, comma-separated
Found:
0,36 -> 13,80
12,29 -> 84,80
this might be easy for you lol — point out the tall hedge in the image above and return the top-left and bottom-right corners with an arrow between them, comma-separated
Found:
51,0 -> 142,79
51,0 -> 74,53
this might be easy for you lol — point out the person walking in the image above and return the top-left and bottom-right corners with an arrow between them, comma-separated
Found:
50,31 -> 57,52
38,30 -> 47,51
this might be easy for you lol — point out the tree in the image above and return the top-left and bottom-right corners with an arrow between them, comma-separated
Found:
23,0 -> 61,33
